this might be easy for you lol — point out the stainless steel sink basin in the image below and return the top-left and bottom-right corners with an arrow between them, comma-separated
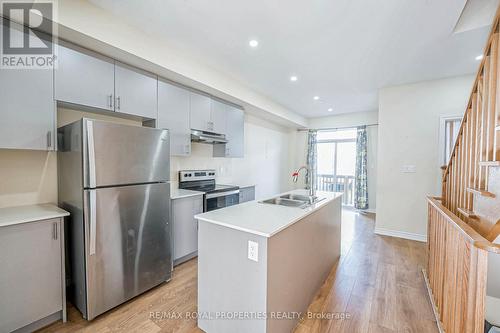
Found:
280,194 -> 319,204
260,194 -> 325,208
260,197 -> 307,208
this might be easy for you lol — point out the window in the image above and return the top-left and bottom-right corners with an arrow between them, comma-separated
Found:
317,129 -> 357,141
317,143 -> 335,175
316,128 -> 357,205
317,128 -> 357,177
336,141 -> 356,176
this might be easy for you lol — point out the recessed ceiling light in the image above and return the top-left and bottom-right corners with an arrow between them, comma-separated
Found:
475,54 -> 483,61
328,108 -> 333,112
313,96 -> 320,100
290,76 -> 298,82
249,39 -> 259,48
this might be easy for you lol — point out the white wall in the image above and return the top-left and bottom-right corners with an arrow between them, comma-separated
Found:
294,111 -> 379,212
376,75 -> 474,240
0,150 -> 57,208
308,111 -> 378,129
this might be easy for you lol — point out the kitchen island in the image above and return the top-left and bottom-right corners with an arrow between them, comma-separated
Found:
195,190 -> 342,333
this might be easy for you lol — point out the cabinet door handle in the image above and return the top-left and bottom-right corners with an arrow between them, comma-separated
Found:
46,131 -> 52,149
86,121 -> 97,188
89,190 -> 97,255
53,222 -> 58,240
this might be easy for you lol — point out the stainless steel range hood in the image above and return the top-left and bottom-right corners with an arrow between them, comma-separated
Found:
191,130 -> 228,144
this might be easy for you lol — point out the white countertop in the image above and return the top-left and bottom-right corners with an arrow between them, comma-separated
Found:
0,204 -> 69,228
233,184 -> 256,189
171,187 -> 204,200
195,190 -> 342,238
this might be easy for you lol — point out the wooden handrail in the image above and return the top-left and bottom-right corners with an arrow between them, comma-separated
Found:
427,197 -> 498,252
440,6 -> 500,231
427,6 -> 500,333
442,6 -> 500,182
426,198 -> 489,333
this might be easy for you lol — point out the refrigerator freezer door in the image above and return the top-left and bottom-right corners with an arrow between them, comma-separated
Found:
83,183 -> 171,320
83,119 -> 170,188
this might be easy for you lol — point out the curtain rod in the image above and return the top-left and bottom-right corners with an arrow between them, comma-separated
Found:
297,123 -> 379,132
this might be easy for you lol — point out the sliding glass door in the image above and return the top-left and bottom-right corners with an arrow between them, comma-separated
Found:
316,129 -> 357,205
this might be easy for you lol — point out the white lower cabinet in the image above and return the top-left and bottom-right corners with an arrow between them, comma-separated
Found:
172,195 -> 204,265
239,186 -> 256,203
0,218 -> 65,332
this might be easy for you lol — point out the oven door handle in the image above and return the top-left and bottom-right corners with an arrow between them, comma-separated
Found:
205,189 -> 240,199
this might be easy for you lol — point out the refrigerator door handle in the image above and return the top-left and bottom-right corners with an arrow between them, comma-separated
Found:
86,120 -> 97,188
89,190 -> 97,255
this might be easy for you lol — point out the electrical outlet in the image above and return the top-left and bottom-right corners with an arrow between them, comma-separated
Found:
248,240 -> 259,262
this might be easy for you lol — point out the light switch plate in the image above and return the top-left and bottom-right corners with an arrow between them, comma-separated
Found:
248,240 -> 259,262
401,165 -> 416,173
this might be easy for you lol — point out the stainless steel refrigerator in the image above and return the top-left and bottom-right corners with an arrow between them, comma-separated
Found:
58,118 -> 171,320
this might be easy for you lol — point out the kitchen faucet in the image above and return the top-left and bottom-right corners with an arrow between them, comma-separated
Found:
292,166 -> 316,197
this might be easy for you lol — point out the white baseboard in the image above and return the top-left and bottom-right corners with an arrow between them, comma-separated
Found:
486,296 -> 500,326
374,227 -> 427,242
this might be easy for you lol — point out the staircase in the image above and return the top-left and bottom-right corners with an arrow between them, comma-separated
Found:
426,5 -> 500,333
441,19 -> 500,242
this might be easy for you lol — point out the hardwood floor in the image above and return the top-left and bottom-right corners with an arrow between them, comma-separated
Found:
39,209 -> 437,333
295,209 -> 438,333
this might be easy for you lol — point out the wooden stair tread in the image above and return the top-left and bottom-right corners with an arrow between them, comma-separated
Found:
466,187 -> 496,198
486,220 -> 500,242
479,160 -> 500,167
457,207 -> 478,219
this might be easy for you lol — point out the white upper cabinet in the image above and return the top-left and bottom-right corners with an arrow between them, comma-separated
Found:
158,80 -> 191,156
189,92 -> 212,132
55,43 -> 115,111
56,45 -> 158,119
189,93 -> 228,135
210,100 -> 227,135
0,21 -> 55,150
114,62 -> 157,119
213,106 -> 244,158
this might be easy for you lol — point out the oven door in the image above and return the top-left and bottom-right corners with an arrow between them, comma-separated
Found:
205,190 -> 240,212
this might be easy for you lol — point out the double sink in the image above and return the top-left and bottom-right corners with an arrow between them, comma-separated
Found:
260,193 -> 325,209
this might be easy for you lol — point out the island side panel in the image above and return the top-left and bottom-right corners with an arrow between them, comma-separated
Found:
266,196 -> 342,333
197,221 -> 268,333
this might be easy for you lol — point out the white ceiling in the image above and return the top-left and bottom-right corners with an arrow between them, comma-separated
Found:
88,0 -> 492,118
